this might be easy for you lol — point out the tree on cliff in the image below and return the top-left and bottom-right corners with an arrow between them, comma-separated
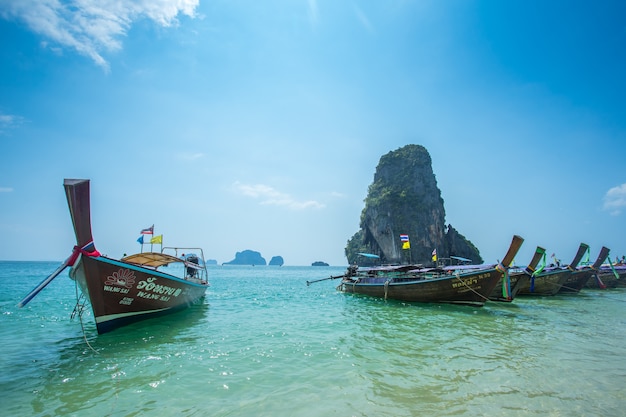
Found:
345,144 -> 482,265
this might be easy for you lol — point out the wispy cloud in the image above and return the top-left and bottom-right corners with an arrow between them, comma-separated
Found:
178,152 -> 204,161
307,0 -> 319,27
0,112 -> 25,134
603,183 -> 626,215
0,0 -> 200,71
353,4 -> 374,33
233,181 -> 325,210
0,187 -> 14,193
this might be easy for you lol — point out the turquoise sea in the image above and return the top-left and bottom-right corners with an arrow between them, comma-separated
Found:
2,261 -> 626,416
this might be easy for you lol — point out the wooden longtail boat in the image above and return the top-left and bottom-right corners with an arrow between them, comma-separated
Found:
517,243 -> 588,296
558,246 -> 609,293
488,246 -> 546,302
587,262 -> 625,289
18,179 -> 209,334
337,235 -> 524,307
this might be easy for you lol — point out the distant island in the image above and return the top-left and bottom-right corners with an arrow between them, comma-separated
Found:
311,261 -> 329,266
222,250 -> 285,266
223,250 -> 266,266
206,259 -> 218,265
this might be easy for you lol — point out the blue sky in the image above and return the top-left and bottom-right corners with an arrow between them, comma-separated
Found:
1,0 -> 625,266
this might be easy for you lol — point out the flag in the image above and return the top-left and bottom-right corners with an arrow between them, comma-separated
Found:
141,225 -> 154,235
137,235 -> 144,244
431,248 -> 437,262
400,234 -> 409,242
150,234 -> 163,244
402,241 -> 410,250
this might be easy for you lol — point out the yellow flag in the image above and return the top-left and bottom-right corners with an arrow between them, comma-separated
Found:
402,241 -> 410,250
150,234 -> 163,244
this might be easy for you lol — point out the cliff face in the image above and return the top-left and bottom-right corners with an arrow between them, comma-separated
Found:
345,145 -> 482,265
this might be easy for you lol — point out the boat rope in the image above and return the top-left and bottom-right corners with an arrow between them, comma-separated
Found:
452,268 -> 494,302
73,269 -> 98,354
384,279 -> 390,300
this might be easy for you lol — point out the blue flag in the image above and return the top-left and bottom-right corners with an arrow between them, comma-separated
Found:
137,235 -> 144,244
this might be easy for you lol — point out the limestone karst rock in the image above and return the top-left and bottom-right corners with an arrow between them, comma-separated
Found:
345,144 -> 482,265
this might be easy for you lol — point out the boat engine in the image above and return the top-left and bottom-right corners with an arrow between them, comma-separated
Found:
185,254 -> 200,278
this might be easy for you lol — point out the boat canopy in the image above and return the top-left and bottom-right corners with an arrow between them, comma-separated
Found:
357,253 -> 380,259
121,252 -> 191,269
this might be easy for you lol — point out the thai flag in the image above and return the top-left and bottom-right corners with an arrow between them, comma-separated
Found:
140,225 -> 154,235
400,234 -> 409,242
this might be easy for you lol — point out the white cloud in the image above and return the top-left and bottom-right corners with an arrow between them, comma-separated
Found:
178,152 -> 204,160
307,0 -> 318,27
353,4 -> 374,33
0,187 -> 14,192
0,113 -> 25,134
603,183 -> 626,215
233,181 -> 325,210
0,0 -> 200,70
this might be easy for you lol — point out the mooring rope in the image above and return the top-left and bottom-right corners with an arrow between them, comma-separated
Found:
452,268 -> 495,302
73,268 -> 98,354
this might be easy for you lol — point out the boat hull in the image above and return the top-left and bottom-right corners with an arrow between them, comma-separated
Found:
557,269 -> 594,293
71,255 -> 208,334
339,267 -> 503,307
586,270 -> 621,289
517,269 -> 571,296
488,272 -> 530,302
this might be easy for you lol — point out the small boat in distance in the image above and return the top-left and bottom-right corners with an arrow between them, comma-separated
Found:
18,179 -> 210,334
336,235 -> 524,307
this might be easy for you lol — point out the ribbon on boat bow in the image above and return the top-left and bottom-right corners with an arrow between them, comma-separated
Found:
529,251 -> 547,293
67,241 -> 102,266
496,263 -> 511,300
17,241 -> 101,308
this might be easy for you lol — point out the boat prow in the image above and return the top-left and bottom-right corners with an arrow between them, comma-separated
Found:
20,179 -> 210,334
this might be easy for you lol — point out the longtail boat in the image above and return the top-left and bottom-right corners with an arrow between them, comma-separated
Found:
488,246 -> 546,302
558,246 -> 609,293
588,260 -> 625,289
18,179 -> 210,334
335,235 -> 524,307
517,243 -> 588,296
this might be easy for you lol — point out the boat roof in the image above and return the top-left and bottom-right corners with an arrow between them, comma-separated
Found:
121,252 -> 192,269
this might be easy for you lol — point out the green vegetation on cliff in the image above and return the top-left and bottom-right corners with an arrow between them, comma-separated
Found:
345,145 -> 482,265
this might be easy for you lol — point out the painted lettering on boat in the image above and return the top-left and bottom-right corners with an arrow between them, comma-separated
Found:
104,285 -> 130,294
451,273 -> 489,289
136,277 -> 182,299
119,297 -> 134,305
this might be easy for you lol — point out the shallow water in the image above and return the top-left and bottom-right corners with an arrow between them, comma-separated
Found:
2,262 -> 625,416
